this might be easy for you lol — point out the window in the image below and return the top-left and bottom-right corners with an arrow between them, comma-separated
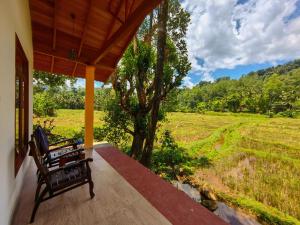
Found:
15,35 -> 29,176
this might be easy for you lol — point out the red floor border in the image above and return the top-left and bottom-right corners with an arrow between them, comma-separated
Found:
96,146 -> 228,225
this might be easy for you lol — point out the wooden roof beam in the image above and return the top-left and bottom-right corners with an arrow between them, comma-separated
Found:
96,64 -> 116,72
125,0 -> 128,21
72,0 -> 93,76
108,0 -> 124,24
106,0 -> 124,41
92,0 -> 161,65
35,51 -> 115,72
78,0 -> 93,58
51,56 -> 54,72
52,0 -> 57,50
129,0 -> 136,15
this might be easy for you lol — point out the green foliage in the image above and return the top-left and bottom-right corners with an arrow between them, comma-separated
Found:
196,102 -> 207,114
54,88 -> 85,109
94,88 -> 112,111
33,70 -> 84,115
105,0 -> 191,162
33,92 -> 57,116
72,126 -> 106,143
151,130 -> 193,180
102,96 -> 132,149
226,93 -> 241,112
33,70 -> 75,93
169,61 -> 300,116
33,119 -> 66,144
277,110 -> 296,118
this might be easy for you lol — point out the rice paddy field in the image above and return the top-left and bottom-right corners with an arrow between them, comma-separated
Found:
34,109 -> 300,224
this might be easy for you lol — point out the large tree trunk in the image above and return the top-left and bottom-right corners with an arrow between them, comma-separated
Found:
140,0 -> 169,167
130,114 -> 146,159
130,131 -> 145,159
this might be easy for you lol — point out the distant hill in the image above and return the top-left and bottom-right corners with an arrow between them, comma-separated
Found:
247,59 -> 300,77
164,59 -> 300,116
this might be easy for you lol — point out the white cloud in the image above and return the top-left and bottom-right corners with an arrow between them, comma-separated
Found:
182,76 -> 196,88
75,79 -> 85,88
103,83 -> 112,89
182,0 -> 300,81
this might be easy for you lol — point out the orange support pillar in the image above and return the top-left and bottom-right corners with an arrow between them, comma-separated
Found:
84,65 -> 95,149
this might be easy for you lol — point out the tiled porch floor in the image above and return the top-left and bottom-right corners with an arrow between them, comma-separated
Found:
12,147 -> 171,225
13,144 -> 228,225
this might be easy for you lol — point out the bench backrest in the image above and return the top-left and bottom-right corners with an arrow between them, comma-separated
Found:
29,135 -> 49,178
33,125 -> 49,155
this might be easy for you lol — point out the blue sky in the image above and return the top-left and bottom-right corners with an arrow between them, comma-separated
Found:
187,62 -> 273,84
75,79 -> 104,88
181,0 -> 300,87
210,59 -> 290,79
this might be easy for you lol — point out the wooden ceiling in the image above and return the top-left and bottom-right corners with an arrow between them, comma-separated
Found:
30,0 -> 161,81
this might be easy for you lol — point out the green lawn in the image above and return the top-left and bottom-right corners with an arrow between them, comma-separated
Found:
34,109 -> 105,138
34,109 -> 300,224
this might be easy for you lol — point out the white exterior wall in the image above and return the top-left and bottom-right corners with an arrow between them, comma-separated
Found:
0,0 -> 33,224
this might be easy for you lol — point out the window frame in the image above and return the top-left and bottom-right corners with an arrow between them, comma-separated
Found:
15,35 -> 29,176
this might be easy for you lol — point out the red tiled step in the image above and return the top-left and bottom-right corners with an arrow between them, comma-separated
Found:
96,146 -> 228,225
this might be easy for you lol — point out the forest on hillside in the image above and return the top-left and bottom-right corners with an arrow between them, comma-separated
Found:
33,59 -> 300,118
164,59 -> 300,117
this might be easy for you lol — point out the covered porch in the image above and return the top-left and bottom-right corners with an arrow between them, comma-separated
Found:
30,0 -> 162,149
12,144 -> 226,225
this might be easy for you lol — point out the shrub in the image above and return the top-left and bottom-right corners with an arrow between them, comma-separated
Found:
197,102 -> 207,114
33,119 -> 64,144
278,110 -> 296,118
72,126 -> 106,143
151,130 -> 192,180
33,92 -> 57,117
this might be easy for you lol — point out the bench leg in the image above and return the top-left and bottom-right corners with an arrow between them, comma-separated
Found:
89,179 -> 95,199
34,182 -> 42,202
30,188 -> 47,223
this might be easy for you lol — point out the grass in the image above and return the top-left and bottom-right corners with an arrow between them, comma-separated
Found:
33,109 -> 105,137
34,109 -> 300,224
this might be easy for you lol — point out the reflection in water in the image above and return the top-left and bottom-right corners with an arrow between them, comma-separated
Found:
172,181 -> 261,225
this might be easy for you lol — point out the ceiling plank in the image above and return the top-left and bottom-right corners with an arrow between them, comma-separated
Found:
92,0 -> 161,65
51,56 -> 54,72
106,0 -> 124,41
108,0 -> 124,24
72,0 -> 93,76
36,50 -> 85,65
129,0 -> 136,15
109,11 -> 124,24
96,64 -> 116,72
72,62 -> 78,76
125,0 -> 128,21
52,0 -> 57,50
36,50 -> 116,72
77,0 -> 93,58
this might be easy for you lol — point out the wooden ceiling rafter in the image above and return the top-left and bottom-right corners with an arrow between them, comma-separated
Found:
125,0 -> 128,21
72,0 -> 93,76
92,0 -> 161,65
36,50 -> 115,72
108,0 -> 125,25
52,0 -> 57,50
71,62 -> 78,76
36,50 -> 85,66
50,56 -> 54,72
128,0 -> 136,15
105,0 -> 124,42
